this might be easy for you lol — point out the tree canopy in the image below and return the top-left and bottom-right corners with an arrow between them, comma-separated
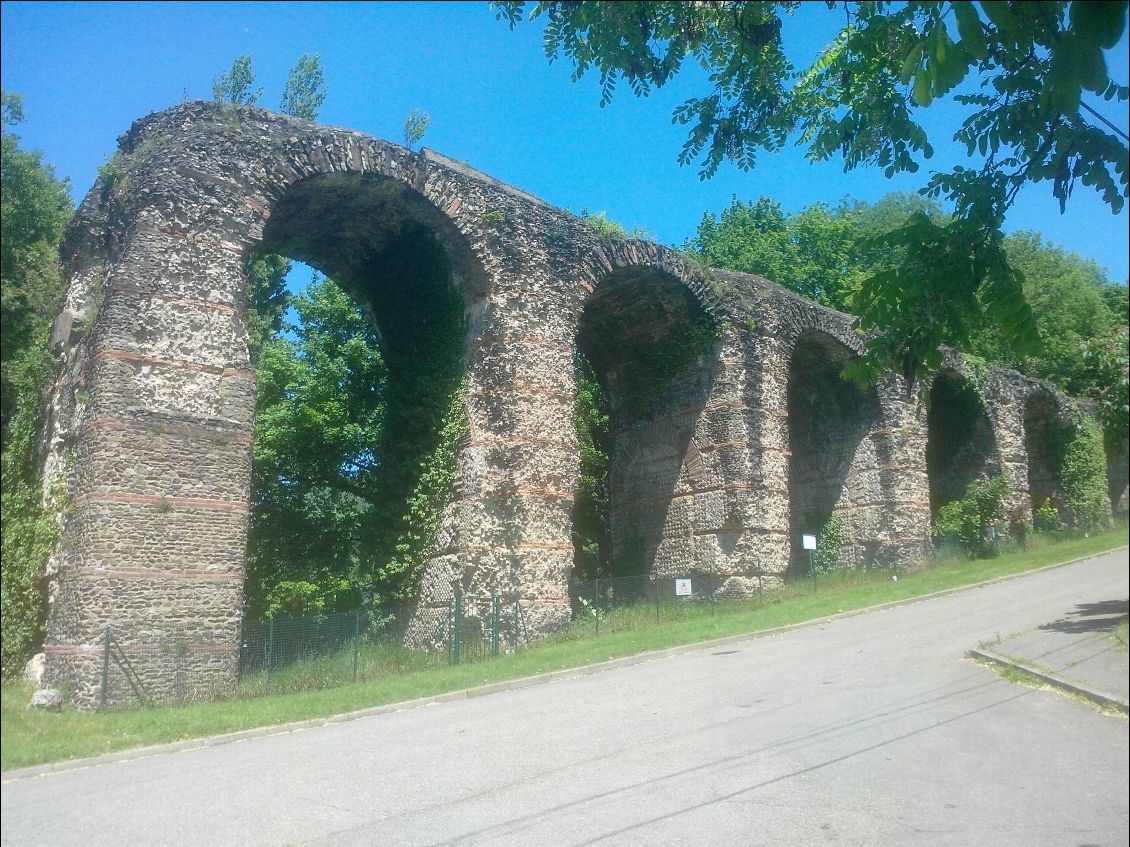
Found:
494,1 -> 1129,385
212,55 -> 263,106
246,274 -> 385,619
280,53 -> 327,120
0,91 -> 73,674
687,190 -> 1128,443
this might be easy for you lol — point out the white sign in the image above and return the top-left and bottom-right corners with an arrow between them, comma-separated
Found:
674,578 -> 693,597
802,534 -> 818,551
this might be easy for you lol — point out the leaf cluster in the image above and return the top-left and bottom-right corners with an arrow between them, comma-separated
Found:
498,1 -> 1129,384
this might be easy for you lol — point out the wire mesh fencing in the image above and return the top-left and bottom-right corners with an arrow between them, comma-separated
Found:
92,592 -> 539,710
93,555 -> 921,710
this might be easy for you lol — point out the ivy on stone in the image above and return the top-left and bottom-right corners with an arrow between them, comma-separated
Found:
1059,408 -> 1110,532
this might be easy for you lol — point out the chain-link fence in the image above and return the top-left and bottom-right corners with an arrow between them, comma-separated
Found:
93,557 -> 918,711
93,591 -> 542,710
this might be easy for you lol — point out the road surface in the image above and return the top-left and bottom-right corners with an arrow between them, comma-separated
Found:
3,549 -> 1128,846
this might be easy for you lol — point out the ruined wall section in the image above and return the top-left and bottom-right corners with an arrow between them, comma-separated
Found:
39,102 -> 1104,705
715,273 -> 933,574
569,246 -> 767,592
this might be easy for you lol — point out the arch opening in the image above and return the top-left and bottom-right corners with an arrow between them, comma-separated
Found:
1023,390 -> 1071,522
573,267 -> 718,581
926,371 -> 998,517
247,173 -> 480,616
786,331 -> 883,574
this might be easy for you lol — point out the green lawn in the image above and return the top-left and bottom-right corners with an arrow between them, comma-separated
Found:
3,528 -> 1126,773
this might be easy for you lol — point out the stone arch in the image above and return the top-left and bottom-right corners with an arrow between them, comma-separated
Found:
39,103 -> 533,705
925,368 -> 1001,518
1022,385 -> 1073,520
785,329 -> 884,572
574,259 -> 722,579
249,172 -> 491,611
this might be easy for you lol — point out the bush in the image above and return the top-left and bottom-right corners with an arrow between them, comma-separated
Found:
813,514 -> 844,573
1060,409 -> 1110,532
934,472 -> 1012,558
1033,498 -> 1062,533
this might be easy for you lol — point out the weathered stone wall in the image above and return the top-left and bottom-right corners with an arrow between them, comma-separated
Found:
38,102 -> 1106,706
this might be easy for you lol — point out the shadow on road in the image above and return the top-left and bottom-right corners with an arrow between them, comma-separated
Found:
1039,599 -> 1129,635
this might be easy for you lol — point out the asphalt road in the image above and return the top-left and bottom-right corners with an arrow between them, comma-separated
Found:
3,549 -> 1128,847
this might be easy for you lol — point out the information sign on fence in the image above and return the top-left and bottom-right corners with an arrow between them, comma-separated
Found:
675,578 -> 693,597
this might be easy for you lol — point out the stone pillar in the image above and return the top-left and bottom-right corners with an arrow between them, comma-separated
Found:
984,372 -> 1031,524
43,210 -> 254,708
410,278 -> 579,644
731,332 -> 792,589
872,378 -> 934,569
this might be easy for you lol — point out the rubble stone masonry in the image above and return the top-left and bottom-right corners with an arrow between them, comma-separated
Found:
38,103 -> 1107,707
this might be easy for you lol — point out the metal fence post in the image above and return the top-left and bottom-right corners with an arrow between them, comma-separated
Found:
352,610 -> 361,681
452,590 -> 463,665
176,639 -> 186,706
594,578 -> 600,636
655,578 -> 661,623
513,598 -> 520,650
265,618 -> 275,696
100,627 -> 111,711
490,596 -> 501,657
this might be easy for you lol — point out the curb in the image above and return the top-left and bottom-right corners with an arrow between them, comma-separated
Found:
4,543 -> 1127,783
968,648 -> 1129,715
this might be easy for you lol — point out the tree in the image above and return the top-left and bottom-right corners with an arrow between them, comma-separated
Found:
403,108 -> 430,149
280,53 -> 327,120
247,274 -> 386,618
213,55 -> 263,106
687,192 -> 949,312
1,93 -> 72,437
967,232 -> 1124,395
494,1 -> 1129,385
689,192 -> 1127,433
572,350 -> 611,578
245,251 -> 291,366
0,91 -> 73,674
1079,325 -> 1130,450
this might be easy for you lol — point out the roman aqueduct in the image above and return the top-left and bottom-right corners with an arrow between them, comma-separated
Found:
37,103 -> 1119,705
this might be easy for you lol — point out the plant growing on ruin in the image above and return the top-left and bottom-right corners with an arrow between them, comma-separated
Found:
280,53 -> 327,120
1033,498 -> 1062,533
403,109 -> 431,150
1058,408 -> 1110,532
579,210 -> 654,241
212,55 -> 263,106
962,354 -> 990,409
813,514 -> 844,573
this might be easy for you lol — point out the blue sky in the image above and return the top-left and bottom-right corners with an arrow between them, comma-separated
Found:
2,1 -> 1128,282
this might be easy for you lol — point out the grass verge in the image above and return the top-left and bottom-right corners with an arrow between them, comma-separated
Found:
1114,617 -> 1129,657
3,528 -> 1126,773
970,655 -> 1127,717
